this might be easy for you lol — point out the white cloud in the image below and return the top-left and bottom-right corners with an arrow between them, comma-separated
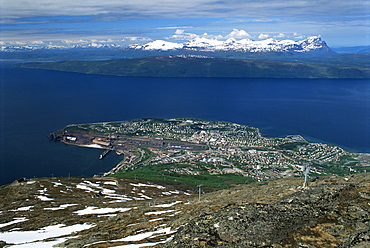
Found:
30,40 -> 44,44
125,37 -> 151,42
61,39 -> 114,44
258,33 -> 269,39
275,33 -> 286,38
89,39 -> 115,43
9,41 -> 27,45
168,28 -> 251,41
293,32 -> 305,39
62,40 -> 74,44
225,29 -> 252,39
169,29 -> 200,40
0,1 -> 368,46
175,29 -> 185,35
157,26 -> 193,30
2,0 -> 222,20
61,39 -> 89,44
203,33 -> 224,40
2,0 -> 369,22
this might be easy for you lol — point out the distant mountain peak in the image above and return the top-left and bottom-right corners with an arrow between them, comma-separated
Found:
136,40 -> 183,50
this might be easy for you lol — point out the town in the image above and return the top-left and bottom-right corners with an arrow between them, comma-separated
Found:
50,118 -> 368,181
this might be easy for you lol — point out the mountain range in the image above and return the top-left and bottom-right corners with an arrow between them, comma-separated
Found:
3,36 -> 370,66
130,36 -> 333,54
5,36 -> 370,78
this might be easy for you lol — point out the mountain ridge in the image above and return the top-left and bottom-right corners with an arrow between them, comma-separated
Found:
1,36 -> 332,55
130,36 -> 333,55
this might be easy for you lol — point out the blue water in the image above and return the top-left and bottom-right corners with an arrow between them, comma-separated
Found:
1,63 -> 369,185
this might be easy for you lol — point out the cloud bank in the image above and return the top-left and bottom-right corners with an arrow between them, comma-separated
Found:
2,0 -> 368,22
169,29 -> 252,41
168,29 -> 305,42
1,0 -> 369,46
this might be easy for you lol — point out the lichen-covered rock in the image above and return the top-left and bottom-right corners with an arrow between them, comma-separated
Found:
1,174 -> 369,247
163,183 -> 370,247
338,228 -> 370,248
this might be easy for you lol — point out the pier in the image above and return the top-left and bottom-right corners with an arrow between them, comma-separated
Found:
99,149 -> 112,159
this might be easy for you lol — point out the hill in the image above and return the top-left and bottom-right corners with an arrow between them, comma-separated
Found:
15,54 -> 370,78
0,174 -> 369,247
332,46 -> 370,54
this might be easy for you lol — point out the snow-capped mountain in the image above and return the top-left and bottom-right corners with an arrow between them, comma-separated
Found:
130,36 -> 331,53
1,36 -> 331,54
131,40 -> 183,51
0,36 -> 334,61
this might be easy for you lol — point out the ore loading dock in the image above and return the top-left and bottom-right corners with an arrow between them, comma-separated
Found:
48,129 -> 206,153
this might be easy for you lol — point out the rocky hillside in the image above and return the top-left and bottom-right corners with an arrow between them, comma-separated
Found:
163,174 -> 370,247
0,174 -> 369,247
0,177 -> 192,247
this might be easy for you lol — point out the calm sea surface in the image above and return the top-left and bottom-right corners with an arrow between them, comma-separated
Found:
1,63 -> 369,185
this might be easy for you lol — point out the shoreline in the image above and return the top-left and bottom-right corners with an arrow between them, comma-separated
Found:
61,141 -> 127,175
51,118 -> 370,181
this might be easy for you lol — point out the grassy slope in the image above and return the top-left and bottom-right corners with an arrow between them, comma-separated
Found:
111,162 -> 256,192
16,55 -> 370,78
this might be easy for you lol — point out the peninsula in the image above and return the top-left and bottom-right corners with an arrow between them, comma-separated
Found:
15,54 -> 370,78
49,118 -> 368,188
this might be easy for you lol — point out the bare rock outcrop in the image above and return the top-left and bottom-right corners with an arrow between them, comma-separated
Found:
163,179 -> 370,247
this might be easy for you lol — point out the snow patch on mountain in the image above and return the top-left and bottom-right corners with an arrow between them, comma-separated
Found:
136,40 -> 183,50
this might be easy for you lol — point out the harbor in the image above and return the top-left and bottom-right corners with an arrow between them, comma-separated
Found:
99,149 -> 112,159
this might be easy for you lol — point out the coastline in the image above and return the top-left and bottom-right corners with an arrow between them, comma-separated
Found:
60,140 -> 126,175
50,118 -> 369,181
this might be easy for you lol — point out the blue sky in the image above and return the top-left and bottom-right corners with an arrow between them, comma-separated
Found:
0,0 -> 369,47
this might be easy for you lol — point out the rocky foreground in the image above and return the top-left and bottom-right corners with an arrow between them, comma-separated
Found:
0,174 -> 369,247
163,174 -> 370,247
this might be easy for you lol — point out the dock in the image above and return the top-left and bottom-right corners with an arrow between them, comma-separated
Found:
99,149 -> 111,159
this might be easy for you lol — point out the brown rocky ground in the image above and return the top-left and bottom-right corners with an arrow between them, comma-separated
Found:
0,174 -> 369,247
162,174 -> 370,248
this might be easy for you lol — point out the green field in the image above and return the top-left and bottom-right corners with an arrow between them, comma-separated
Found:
111,163 -> 256,192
